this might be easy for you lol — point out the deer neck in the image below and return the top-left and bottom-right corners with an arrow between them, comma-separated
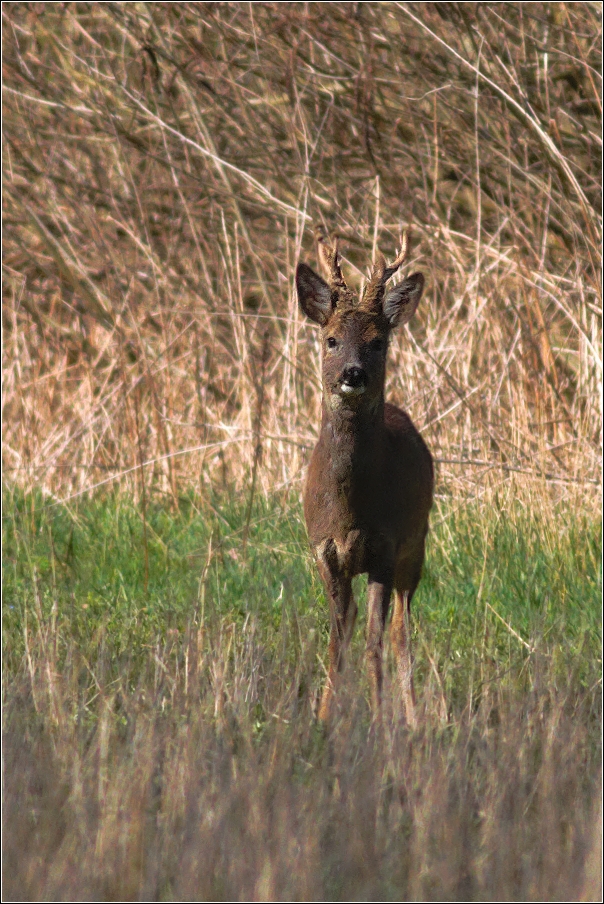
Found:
320,393 -> 385,488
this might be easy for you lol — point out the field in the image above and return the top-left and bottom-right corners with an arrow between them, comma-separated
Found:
3,484 -> 601,900
2,3 -> 602,902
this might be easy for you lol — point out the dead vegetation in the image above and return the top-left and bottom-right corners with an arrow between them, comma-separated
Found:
2,2 -> 601,504
3,590 -> 601,902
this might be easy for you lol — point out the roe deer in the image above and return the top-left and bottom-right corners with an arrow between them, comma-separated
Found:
296,229 -> 433,726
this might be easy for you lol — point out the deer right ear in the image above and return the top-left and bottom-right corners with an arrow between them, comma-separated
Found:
296,263 -> 333,326
383,272 -> 424,328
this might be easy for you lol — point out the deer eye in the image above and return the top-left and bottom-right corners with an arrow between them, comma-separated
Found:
326,337 -> 338,349
370,338 -> 384,352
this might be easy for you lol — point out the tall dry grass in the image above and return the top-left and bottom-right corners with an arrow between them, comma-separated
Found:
2,2 -> 601,507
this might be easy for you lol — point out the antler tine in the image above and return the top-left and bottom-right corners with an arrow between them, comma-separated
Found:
314,224 -> 347,288
382,230 -> 409,282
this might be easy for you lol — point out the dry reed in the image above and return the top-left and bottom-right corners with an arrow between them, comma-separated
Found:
2,2 -> 601,506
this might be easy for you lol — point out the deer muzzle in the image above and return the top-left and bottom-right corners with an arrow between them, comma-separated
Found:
338,365 -> 368,397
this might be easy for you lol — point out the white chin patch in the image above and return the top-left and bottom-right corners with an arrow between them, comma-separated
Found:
340,384 -> 365,396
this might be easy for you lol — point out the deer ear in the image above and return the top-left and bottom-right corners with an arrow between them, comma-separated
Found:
383,273 -> 424,327
296,263 -> 333,326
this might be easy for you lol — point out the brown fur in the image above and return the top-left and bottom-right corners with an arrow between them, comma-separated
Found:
296,233 -> 433,725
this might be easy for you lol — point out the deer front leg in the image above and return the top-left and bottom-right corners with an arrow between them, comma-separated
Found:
365,573 -> 393,716
316,543 -> 357,723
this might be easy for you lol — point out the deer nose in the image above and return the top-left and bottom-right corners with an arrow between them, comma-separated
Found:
341,365 -> 368,392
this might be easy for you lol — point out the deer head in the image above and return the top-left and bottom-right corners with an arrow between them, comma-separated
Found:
296,229 -> 424,411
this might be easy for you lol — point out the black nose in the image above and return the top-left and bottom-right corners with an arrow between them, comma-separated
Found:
341,365 -> 367,388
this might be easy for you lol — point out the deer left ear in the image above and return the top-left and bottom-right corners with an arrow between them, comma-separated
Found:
383,273 -> 424,327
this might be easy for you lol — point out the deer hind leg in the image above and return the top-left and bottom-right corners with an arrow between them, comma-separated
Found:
365,573 -> 393,717
317,547 -> 357,723
391,588 -> 417,728
391,554 -> 425,729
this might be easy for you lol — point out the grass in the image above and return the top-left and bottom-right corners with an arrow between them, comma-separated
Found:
2,482 -> 601,901
2,3 -> 601,899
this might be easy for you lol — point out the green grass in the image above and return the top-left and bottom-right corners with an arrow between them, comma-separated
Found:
2,485 -> 601,901
3,484 -> 600,700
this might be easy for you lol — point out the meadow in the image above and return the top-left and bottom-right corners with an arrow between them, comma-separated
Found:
2,483 -> 601,900
2,3 -> 602,901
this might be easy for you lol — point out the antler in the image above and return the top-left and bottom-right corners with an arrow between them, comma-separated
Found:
314,224 -> 348,289
361,230 -> 409,311
370,230 -> 409,286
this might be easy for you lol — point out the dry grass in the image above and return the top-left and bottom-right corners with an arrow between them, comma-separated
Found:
2,2 -> 601,505
3,631 -> 601,902
3,573 -> 601,902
